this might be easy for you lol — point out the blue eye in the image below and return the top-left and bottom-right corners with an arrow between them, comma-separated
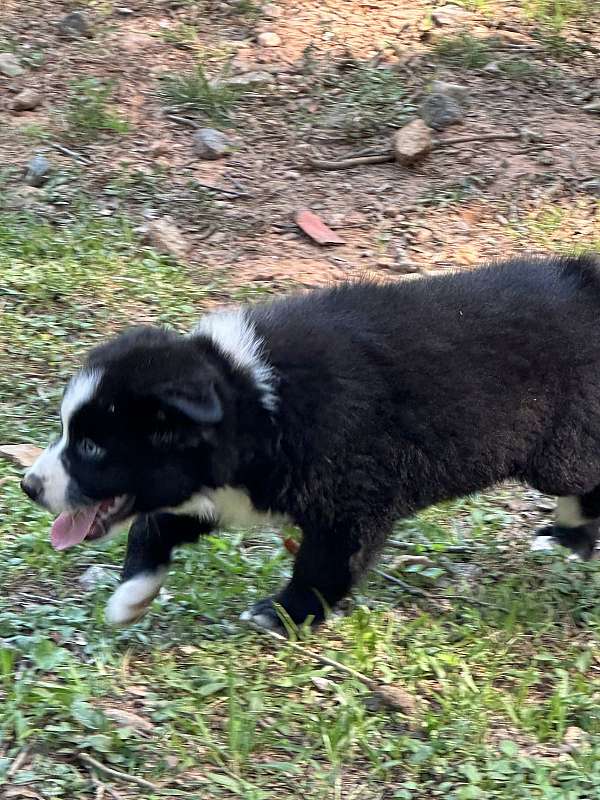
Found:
77,438 -> 105,460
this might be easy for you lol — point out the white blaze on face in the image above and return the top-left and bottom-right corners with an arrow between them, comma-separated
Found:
24,370 -> 102,513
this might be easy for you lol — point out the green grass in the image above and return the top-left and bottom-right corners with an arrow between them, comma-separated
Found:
307,65 -> 415,138
3,207 -> 600,798
524,0 -> 595,28
159,62 -> 244,123
434,33 -> 496,69
66,78 -> 130,137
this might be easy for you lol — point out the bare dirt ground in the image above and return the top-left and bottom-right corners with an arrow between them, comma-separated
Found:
1,0 -> 599,290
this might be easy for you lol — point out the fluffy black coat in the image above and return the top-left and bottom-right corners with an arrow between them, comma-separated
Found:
23,254 -> 600,628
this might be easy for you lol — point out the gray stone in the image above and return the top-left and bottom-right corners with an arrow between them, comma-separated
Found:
430,80 -> 470,106
145,217 -> 189,260
192,128 -> 231,160
58,11 -> 92,38
0,52 -> 24,77
392,119 -> 433,166
217,70 -> 273,88
11,88 -> 43,112
78,565 -> 111,591
419,93 -> 464,130
583,99 -> 600,114
24,155 -> 51,187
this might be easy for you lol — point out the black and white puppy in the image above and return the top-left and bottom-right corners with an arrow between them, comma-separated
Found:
22,255 -> 600,630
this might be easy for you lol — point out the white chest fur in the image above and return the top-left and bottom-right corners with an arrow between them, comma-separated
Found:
172,486 -> 291,530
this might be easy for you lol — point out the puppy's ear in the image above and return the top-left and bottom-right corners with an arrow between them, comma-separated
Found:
155,382 -> 223,425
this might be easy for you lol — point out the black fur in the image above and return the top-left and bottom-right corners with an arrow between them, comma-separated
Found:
25,254 -> 600,627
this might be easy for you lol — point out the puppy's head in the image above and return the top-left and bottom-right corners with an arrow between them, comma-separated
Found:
21,325 -> 237,550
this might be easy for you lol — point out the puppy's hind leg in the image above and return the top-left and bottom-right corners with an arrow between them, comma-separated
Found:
105,513 -> 212,624
532,491 -> 600,560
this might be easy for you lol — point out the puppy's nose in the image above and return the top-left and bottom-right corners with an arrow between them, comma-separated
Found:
21,474 -> 44,504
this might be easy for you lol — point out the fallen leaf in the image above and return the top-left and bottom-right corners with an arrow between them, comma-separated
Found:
369,683 -> 418,715
0,444 -> 43,468
103,707 -> 155,732
295,209 -> 345,246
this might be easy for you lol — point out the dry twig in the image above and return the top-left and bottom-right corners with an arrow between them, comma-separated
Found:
7,746 -> 31,779
78,753 -> 161,793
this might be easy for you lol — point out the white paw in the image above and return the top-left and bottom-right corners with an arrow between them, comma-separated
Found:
105,568 -> 167,625
530,535 -> 557,552
240,608 -> 280,631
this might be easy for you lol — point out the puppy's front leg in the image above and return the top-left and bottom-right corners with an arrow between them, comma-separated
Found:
105,513 -> 212,624
241,527 -> 372,632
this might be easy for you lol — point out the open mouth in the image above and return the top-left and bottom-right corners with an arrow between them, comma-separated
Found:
51,495 -> 135,551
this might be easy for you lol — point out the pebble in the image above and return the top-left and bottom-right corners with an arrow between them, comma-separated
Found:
411,227 -> 433,244
430,80 -> 469,106
192,128 -> 231,160
0,52 -> 24,77
583,99 -> 600,114
78,565 -> 110,591
216,70 -> 273,88
145,217 -> 189,260
261,3 -> 283,18
257,31 -> 282,47
11,88 -> 43,112
562,726 -> 591,754
392,119 -> 433,166
420,93 -> 464,130
58,11 -> 92,38
24,155 -> 51,187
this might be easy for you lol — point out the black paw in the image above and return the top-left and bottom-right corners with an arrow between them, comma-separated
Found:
531,524 -> 596,560
240,597 -> 286,631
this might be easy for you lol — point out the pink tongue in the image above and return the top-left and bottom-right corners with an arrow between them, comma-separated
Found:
51,505 -> 101,551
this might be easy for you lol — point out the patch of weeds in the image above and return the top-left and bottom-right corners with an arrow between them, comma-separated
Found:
456,0 -> 490,10
160,62 -> 243,123
524,0 -> 594,29
66,78 -> 130,137
499,58 -> 543,80
158,22 -> 199,49
104,167 -> 215,223
512,200 -> 600,252
434,32 -> 495,68
533,30 -> 585,59
228,0 -> 263,19
17,123 -> 52,143
311,65 -> 415,138
418,176 -> 486,207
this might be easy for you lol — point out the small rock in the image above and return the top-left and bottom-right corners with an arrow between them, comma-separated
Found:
149,140 -> 170,158
24,155 -> 51,187
115,6 -> 135,14
562,726 -> 590,754
0,52 -> 24,77
11,88 -> 43,112
311,676 -> 334,692
430,80 -> 469,106
145,218 -> 189,261
262,3 -> 283,18
392,119 -> 433,166
484,61 -> 501,74
192,128 -> 231,160
78,565 -> 110,591
431,4 -> 471,26
214,70 -> 273,88
583,99 -> 600,114
420,93 -> 464,130
257,31 -> 282,47
58,11 -> 92,38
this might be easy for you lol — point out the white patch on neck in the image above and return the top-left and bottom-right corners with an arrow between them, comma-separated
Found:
24,369 -> 102,513
192,309 -> 277,412
556,496 -> 590,528
169,486 -> 291,530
